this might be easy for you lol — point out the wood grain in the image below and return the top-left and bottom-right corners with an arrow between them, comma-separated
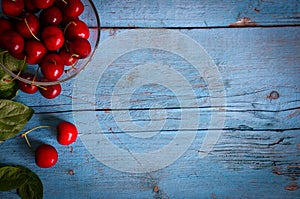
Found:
1,26 -> 298,198
94,0 -> 300,28
1,0 -> 300,198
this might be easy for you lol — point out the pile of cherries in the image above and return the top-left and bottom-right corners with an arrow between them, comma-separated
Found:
0,0 -> 91,99
21,121 -> 78,168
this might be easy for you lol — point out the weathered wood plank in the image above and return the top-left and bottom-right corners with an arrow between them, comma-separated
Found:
95,0 -> 300,28
0,126 -> 299,198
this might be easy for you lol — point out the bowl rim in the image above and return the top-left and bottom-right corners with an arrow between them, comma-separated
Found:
0,0 -> 101,86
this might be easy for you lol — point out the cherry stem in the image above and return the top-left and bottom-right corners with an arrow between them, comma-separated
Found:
0,13 -> 22,21
10,56 -> 27,82
31,66 -> 47,90
64,55 -> 79,73
0,50 -> 8,55
24,18 -> 40,41
64,21 -> 77,35
20,125 -> 54,148
61,0 -> 68,5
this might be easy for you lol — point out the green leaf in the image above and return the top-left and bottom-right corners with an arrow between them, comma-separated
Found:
16,166 -> 43,199
0,165 -> 43,199
0,72 -> 19,100
0,99 -> 34,141
0,49 -> 26,100
0,49 -> 26,72
0,166 -> 27,191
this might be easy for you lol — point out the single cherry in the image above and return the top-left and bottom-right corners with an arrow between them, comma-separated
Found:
40,6 -> 63,26
32,0 -> 54,9
39,81 -> 62,99
41,26 -> 65,51
1,0 -> 24,17
17,73 -> 38,94
0,18 -> 14,35
57,0 -> 84,18
40,53 -> 64,81
16,12 -> 40,39
0,30 -> 24,55
56,121 -> 78,145
35,144 -> 58,168
67,38 -> 91,59
10,52 -> 26,60
64,20 -> 90,40
24,0 -> 38,13
59,47 -> 79,66
24,40 -> 47,64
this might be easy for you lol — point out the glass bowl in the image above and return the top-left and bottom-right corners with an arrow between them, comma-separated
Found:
0,0 -> 100,86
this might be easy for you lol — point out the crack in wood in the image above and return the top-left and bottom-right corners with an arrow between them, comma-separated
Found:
268,137 -> 285,146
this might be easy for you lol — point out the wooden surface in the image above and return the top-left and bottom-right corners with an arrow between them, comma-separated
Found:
1,0 -> 300,198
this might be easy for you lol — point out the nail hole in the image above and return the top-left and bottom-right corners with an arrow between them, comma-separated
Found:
153,186 -> 159,193
268,91 -> 279,100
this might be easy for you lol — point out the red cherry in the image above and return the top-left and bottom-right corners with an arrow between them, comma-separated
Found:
24,0 -> 38,13
24,40 -> 47,64
59,47 -> 78,66
10,52 -> 26,60
67,38 -> 91,59
17,73 -> 38,94
0,18 -> 14,35
0,30 -> 24,55
1,0 -> 24,17
35,144 -> 58,168
41,26 -> 64,51
39,81 -> 62,99
31,0 -> 54,9
40,6 -> 63,26
16,12 -> 40,39
40,53 -> 64,81
57,0 -> 84,18
56,121 -> 78,145
64,20 -> 90,40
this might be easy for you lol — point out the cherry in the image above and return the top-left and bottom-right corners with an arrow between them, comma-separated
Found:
0,30 -> 24,55
41,26 -> 64,51
0,18 -> 14,35
40,53 -> 64,80
39,81 -> 62,99
59,47 -> 78,66
64,20 -> 90,40
32,0 -> 54,9
17,73 -> 38,94
57,0 -> 84,18
10,51 -> 26,60
1,0 -> 24,17
67,38 -> 91,59
24,40 -> 47,64
24,0 -> 38,13
16,12 -> 40,39
56,121 -> 78,145
40,6 -> 63,26
35,144 -> 58,168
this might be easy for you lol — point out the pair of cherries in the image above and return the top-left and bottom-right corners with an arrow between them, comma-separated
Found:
21,121 -> 78,168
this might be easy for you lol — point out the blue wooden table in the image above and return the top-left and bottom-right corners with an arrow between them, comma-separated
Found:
1,0 -> 300,198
